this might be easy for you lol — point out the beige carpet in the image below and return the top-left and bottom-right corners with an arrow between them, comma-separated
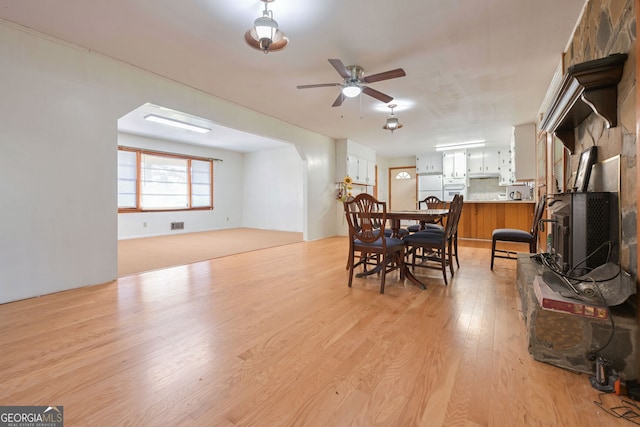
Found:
118,228 -> 303,277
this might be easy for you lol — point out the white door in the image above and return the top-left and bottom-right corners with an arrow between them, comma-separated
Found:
390,167 -> 417,211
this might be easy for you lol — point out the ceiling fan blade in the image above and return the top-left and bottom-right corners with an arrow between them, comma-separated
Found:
362,86 -> 393,104
328,59 -> 351,79
297,83 -> 340,89
332,93 -> 345,107
363,68 -> 406,84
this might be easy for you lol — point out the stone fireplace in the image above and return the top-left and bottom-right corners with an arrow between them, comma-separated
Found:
517,254 -> 638,379
523,0 -> 638,379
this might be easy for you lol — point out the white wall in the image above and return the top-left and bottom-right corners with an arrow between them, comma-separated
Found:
0,22 -> 336,304
117,133 -> 246,239
243,146 -> 304,232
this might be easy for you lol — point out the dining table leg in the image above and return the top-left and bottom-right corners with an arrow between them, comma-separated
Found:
354,252 -> 427,289
402,263 -> 427,290
386,221 -> 428,289
388,218 -> 402,239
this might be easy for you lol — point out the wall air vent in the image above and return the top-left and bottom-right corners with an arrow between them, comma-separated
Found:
170,222 -> 184,230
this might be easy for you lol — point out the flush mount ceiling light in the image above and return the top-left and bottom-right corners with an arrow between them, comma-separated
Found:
244,0 -> 289,54
144,114 -> 211,133
435,140 -> 486,151
383,104 -> 403,133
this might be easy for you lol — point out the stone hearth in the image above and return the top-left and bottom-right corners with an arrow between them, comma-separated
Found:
516,254 -> 638,379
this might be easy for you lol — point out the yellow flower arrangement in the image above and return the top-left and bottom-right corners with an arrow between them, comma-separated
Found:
337,176 -> 354,201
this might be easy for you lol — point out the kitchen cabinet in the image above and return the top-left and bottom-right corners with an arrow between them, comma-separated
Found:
345,154 -> 359,180
442,150 -> 467,179
457,202 -> 535,240
511,123 -> 536,181
416,152 -> 443,174
357,158 -> 376,185
340,154 -> 375,185
336,139 -> 376,186
498,148 -> 514,184
467,149 -> 500,176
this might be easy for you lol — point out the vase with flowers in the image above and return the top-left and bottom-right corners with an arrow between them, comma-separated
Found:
337,176 -> 354,202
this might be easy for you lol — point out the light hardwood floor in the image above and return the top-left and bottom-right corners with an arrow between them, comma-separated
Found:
0,237 -> 633,426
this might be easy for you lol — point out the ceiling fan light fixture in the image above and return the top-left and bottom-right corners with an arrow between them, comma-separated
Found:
245,0 -> 288,54
342,84 -> 362,98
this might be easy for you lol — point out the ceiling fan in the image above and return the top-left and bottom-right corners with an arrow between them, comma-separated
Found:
297,59 -> 406,107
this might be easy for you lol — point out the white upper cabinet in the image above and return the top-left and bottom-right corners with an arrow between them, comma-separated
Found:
466,150 -> 483,175
357,157 -> 376,185
511,123 -> 536,181
467,149 -> 501,176
498,148 -> 514,184
336,139 -> 376,186
341,154 -> 375,185
415,152 -> 443,174
345,154 -> 359,180
483,150 -> 500,173
442,150 -> 467,179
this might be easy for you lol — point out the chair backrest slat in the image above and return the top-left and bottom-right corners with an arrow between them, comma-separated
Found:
344,193 -> 387,245
418,196 -> 446,210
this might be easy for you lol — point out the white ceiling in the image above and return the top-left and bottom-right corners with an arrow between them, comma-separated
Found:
118,103 -> 289,153
0,0 -> 587,157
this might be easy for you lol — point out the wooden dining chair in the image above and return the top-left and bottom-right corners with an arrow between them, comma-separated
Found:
407,196 -> 446,233
402,194 -> 463,285
490,194 -> 546,270
415,195 -> 463,268
344,195 -> 380,272
344,193 -> 406,294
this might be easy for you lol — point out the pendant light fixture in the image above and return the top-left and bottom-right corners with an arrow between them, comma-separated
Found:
244,0 -> 289,54
383,104 -> 403,133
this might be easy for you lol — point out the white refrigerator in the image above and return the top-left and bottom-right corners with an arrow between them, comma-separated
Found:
417,175 -> 443,202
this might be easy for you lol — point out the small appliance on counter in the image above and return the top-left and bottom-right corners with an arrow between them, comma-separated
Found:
506,185 -> 533,200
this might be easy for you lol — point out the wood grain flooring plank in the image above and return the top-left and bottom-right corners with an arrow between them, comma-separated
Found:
0,237 -> 633,426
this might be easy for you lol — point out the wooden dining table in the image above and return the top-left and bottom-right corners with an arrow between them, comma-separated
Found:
385,208 -> 449,238
357,208 -> 450,290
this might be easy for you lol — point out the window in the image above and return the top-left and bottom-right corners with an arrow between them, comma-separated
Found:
117,149 -> 138,209
118,147 -> 213,212
395,171 -> 412,180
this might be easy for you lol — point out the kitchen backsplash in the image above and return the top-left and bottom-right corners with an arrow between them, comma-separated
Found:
468,177 -> 535,200
467,177 -> 503,200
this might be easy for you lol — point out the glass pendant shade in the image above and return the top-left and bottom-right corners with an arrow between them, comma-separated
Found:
383,104 -> 403,133
386,117 -> 399,129
254,16 -> 277,41
244,0 -> 289,53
